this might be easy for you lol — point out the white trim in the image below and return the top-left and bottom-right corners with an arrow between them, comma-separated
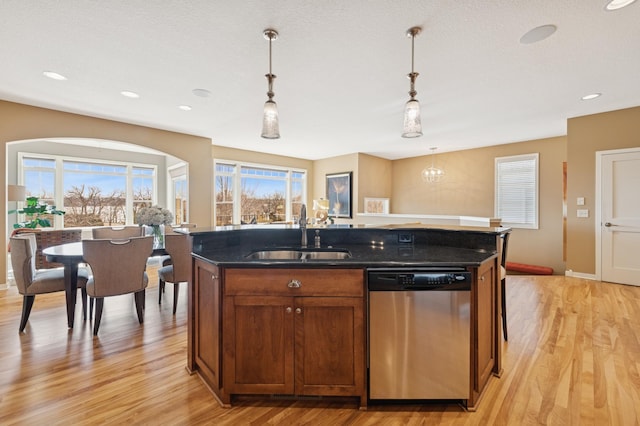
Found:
564,270 -> 598,281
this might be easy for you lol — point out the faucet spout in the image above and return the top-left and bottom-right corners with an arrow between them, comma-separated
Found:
299,204 -> 307,247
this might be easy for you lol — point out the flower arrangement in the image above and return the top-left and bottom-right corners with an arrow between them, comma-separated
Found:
135,205 -> 173,226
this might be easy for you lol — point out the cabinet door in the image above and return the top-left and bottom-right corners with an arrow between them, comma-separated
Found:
224,295 -> 294,395
192,260 -> 222,393
474,261 -> 496,394
295,296 -> 364,397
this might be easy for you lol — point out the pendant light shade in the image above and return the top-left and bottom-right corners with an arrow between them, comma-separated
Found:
261,29 -> 280,139
262,99 -> 279,139
403,99 -> 422,138
402,26 -> 423,138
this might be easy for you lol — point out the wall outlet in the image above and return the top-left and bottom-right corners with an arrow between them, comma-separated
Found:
577,209 -> 589,218
398,233 -> 413,243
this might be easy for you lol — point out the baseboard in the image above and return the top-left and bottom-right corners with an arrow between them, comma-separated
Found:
564,270 -> 597,280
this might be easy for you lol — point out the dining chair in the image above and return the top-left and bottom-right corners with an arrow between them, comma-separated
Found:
10,233 -> 89,332
500,231 -> 510,341
158,233 -> 192,314
82,236 -> 153,335
92,226 -> 143,240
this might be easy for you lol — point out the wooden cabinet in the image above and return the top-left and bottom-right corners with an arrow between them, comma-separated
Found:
469,258 -> 498,409
188,258 -> 223,402
222,268 -> 365,406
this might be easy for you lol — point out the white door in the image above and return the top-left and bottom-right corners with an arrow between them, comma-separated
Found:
599,149 -> 640,286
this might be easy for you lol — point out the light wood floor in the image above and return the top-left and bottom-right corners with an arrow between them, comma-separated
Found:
1,273 -> 639,425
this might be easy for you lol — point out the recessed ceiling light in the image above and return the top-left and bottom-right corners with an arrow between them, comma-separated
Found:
43,71 -> 67,81
120,91 -> 140,99
581,93 -> 602,100
605,0 -> 637,11
192,88 -> 211,98
178,105 -> 192,111
520,24 -> 557,44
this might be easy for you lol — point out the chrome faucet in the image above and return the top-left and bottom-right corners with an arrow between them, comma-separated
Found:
299,204 -> 307,247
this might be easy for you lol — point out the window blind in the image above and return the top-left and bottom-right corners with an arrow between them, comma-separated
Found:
495,153 -> 538,229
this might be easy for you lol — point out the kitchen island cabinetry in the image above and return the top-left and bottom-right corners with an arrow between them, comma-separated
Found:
470,257 -> 499,409
187,258 -> 223,403
222,268 -> 366,407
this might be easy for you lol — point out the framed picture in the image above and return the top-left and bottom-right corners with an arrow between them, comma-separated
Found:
364,197 -> 390,214
326,172 -> 352,218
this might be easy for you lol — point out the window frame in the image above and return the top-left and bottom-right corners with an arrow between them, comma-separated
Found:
494,153 -> 539,229
18,152 -> 158,228
214,159 -> 307,226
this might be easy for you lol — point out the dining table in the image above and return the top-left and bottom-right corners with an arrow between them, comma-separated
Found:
43,241 -> 167,328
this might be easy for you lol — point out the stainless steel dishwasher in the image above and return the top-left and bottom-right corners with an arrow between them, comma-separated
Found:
368,268 -> 471,401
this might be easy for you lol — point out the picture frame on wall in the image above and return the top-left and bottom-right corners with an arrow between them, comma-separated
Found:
364,197 -> 390,214
326,171 -> 352,218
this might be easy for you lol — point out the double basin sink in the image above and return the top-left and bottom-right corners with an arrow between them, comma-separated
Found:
245,248 -> 352,261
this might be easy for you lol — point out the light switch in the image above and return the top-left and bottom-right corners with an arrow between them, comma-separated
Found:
577,197 -> 585,206
577,209 -> 589,218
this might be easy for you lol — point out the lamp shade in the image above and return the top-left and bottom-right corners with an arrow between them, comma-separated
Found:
261,99 -> 280,139
402,99 -> 422,138
8,184 -> 26,201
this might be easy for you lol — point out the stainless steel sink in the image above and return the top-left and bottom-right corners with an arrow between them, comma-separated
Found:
245,250 -> 303,260
245,248 -> 351,260
304,251 -> 351,260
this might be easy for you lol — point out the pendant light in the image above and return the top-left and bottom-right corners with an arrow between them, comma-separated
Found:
261,29 -> 280,139
402,26 -> 423,138
422,147 -> 444,183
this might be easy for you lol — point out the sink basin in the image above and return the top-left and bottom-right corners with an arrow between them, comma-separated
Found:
304,251 -> 351,260
245,250 -> 303,260
245,248 -> 351,260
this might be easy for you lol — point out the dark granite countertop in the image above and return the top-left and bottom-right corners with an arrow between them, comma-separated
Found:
187,224 -> 507,269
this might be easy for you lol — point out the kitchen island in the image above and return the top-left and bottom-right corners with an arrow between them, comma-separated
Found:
184,224 -> 508,411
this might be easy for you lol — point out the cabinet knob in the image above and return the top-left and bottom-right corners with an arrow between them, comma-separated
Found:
287,279 -> 301,288
295,308 -> 302,314
286,307 -> 292,314
481,276 -> 485,281
211,275 -> 217,280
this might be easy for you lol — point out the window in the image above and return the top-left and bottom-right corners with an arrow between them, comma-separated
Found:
214,161 -> 306,226
169,164 -> 188,225
19,153 -> 158,227
495,153 -> 538,229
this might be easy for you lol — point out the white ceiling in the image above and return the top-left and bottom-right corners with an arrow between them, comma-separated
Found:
1,1 -> 639,160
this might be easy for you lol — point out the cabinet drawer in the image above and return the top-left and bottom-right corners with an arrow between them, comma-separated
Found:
225,268 -> 363,297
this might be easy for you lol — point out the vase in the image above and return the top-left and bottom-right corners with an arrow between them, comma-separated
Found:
144,224 -> 165,249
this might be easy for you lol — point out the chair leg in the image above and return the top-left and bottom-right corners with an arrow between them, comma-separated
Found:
19,295 -> 35,332
173,283 -> 179,315
501,278 -> 508,341
90,298 -> 94,319
81,288 -> 88,321
159,278 -> 165,305
93,298 -> 104,335
134,290 -> 145,324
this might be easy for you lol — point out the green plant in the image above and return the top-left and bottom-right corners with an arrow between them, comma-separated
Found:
10,196 -> 65,229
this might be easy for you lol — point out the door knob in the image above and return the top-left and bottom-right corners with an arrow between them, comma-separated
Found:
604,222 -> 617,227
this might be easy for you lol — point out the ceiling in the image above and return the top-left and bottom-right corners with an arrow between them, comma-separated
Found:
1,1 -> 639,160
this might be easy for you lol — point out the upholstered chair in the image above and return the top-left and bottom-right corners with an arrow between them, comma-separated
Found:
158,233 -> 192,314
92,226 -> 143,240
82,236 -> 153,335
10,233 -> 89,332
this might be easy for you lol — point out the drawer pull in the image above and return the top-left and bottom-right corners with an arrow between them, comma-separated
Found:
287,279 -> 301,288
295,308 -> 302,314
